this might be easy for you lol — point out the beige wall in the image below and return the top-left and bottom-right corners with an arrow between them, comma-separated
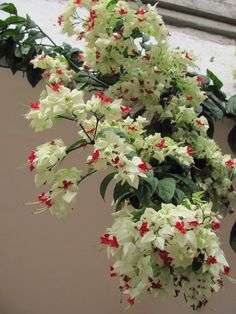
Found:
0,69 -> 236,314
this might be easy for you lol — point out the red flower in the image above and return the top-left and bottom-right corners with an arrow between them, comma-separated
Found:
37,192 -> 52,208
187,146 -> 193,155
87,149 -> 100,165
175,221 -> 187,234
196,76 -> 204,85
30,102 -> 40,110
138,160 -> 153,172
113,34 -> 122,41
186,96 -> 193,101
211,220 -> 220,230
196,119 -> 205,126
74,0 -> 81,4
130,96 -> 139,101
77,54 -> 84,61
120,106 -> 132,114
109,236 -> 119,248
127,297 -> 135,305
159,250 -> 173,266
143,54 -> 150,61
206,256 -> 217,265
144,88 -> 154,94
62,180 -> 73,189
95,50 -> 100,60
42,70 -> 51,78
110,266 -> 116,277
56,69 -> 64,75
83,65 -> 90,72
28,151 -> 37,171
128,126 -> 137,132
185,52 -> 192,61
225,159 -> 235,167
57,15 -> 63,26
86,128 -> 96,134
155,139 -> 167,149
119,9 -> 128,15
136,222 -> 149,237
136,9 -> 145,15
217,279 -> 224,286
96,91 -> 112,103
52,82 -> 63,91
223,266 -> 230,276
100,233 -> 110,245
188,221 -> 199,227
112,156 -> 120,164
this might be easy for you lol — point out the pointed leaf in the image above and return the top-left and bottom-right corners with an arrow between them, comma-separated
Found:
0,3 -> 17,15
100,172 -> 116,200
157,178 -> 176,203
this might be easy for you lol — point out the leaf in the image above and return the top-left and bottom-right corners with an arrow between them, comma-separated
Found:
0,3 -> 17,15
202,98 -> 224,120
26,66 -> 43,87
106,0 -> 119,9
168,173 -> 199,193
207,69 -> 223,89
228,124 -> 236,154
100,172 -> 116,200
230,222 -> 236,253
157,178 -> 176,203
66,138 -> 87,153
173,188 -> 185,205
4,16 -> 26,25
2,29 -> 20,38
226,95 -> 236,116
113,182 -> 133,204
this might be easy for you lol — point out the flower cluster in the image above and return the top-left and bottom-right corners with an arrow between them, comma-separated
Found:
35,167 -> 82,218
101,201 -> 230,309
30,54 -> 75,84
24,0 -> 236,309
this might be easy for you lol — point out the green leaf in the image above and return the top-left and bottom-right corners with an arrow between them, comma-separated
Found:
170,173 -> 200,193
0,3 -> 17,15
4,16 -> 26,25
157,178 -> 176,203
113,182 -> 133,204
226,95 -> 236,116
26,66 -> 43,87
207,69 -> 223,89
2,29 -> 20,38
202,98 -> 224,120
173,188 -> 185,205
230,222 -> 236,253
106,0 -> 119,9
228,124 -> 236,154
66,139 -> 87,153
100,172 -> 116,200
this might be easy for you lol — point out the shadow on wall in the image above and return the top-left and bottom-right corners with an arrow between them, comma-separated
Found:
0,69 -> 236,314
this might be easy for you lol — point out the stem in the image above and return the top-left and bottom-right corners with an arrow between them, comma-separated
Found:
36,24 -> 57,47
78,169 -> 97,185
67,58 -> 109,88
57,114 -> 77,121
79,123 -> 94,143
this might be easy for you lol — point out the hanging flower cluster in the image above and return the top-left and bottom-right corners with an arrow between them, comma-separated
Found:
101,200 -> 230,309
25,0 -> 236,309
